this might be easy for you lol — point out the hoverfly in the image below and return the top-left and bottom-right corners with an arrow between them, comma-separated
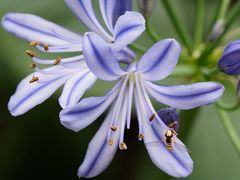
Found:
164,129 -> 175,150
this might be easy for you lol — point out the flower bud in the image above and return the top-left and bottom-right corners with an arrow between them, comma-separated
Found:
208,19 -> 225,42
218,40 -> 240,75
138,0 -> 156,17
157,108 -> 179,132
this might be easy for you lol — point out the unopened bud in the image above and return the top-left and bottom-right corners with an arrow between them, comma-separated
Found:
208,19 -> 225,42
218,39 -> 240,75
138,0 -> 156,17
157,108 -> 179,132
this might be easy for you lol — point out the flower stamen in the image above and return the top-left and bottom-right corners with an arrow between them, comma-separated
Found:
110,126 -> 117,132
54,57 -> 62,65
29,63 -> 37,69
108,138 -> 113,146
25,50 -> 36,58
44,43 -> 49,51
138,133 -> 144,140
119,142 -> 127,150
30,41 -> 39,47
29,75 -> 39,83
149,113 -> 156,122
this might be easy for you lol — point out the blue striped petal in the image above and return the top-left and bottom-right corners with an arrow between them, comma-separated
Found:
83,32 -> 127,81
60,81 -> 121,132
146,81 -> 224,109
78,108 -> 120,178
113,11 -> 145,51
137,39 -> 181,81
8,66 -> 72,116
2,13 -> 82,47
65,0 -> 112,41
114,47 -> 135,64
99,0 -> 132,33
59,70 -> 97,108
218,40 -> 240,75
143,119 -> 193,177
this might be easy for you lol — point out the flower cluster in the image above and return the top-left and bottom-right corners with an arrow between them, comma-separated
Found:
2,0 -> 227,178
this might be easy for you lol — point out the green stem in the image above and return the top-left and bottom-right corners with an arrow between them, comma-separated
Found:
216,106 -> 240,158
208,0 -> 230,36
198,1 -> 240,64
194,0 -> 205,49
218,0 -> 230,19
202,66 -> 220,77
146,17 -> 160,42
161,0 -> 193,53
215,100 -> 240,111
129,44 -> 145,54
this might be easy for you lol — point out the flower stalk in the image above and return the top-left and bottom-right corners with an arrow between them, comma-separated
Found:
161,0 -> 193,53
146,17 -> 160,42
194,0 -> 205,49
216,106 -> 240,158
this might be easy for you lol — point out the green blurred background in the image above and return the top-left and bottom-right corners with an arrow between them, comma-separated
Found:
0,0 -> 240,179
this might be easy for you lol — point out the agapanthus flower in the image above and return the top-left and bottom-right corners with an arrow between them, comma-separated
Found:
60,32 -> 224,178
2,0 -> 145,115
218,40 -> 240,75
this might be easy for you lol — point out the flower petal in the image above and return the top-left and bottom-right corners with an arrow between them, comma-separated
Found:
113,11 -> 145,51
114,47 -> 135,64
78,107 -> 120,178
99,0 -> 132,33
60,81 -> 122,132
134,87 -> 192,177
83,32 -> 127,81
137,39 -> 181,81
64,0 -> 112,41
2,13 -> 82,46
146,81 -> 224,110
8,66 -> 73,116
143,119 -> 193,177
59,70 -> 97,108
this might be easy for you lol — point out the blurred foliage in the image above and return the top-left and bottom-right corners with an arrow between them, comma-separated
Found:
0,0 -> 240,180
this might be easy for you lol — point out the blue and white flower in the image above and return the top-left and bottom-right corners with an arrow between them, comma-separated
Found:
2,0 -> 145,115
60,32 -> 224,178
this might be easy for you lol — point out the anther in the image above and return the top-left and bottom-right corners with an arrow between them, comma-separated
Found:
108,138 -> 113,146
29,63 -> 37,69
149,113 -> 156,122
44,43 -> 49,51
110,126 -> 117,132
29,75 -> 39,83
30,41 -> 39,47
138,133 -> 144,139
54,57 -> 62,65
120,142 -> 127,150
25,50 -> 36,58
